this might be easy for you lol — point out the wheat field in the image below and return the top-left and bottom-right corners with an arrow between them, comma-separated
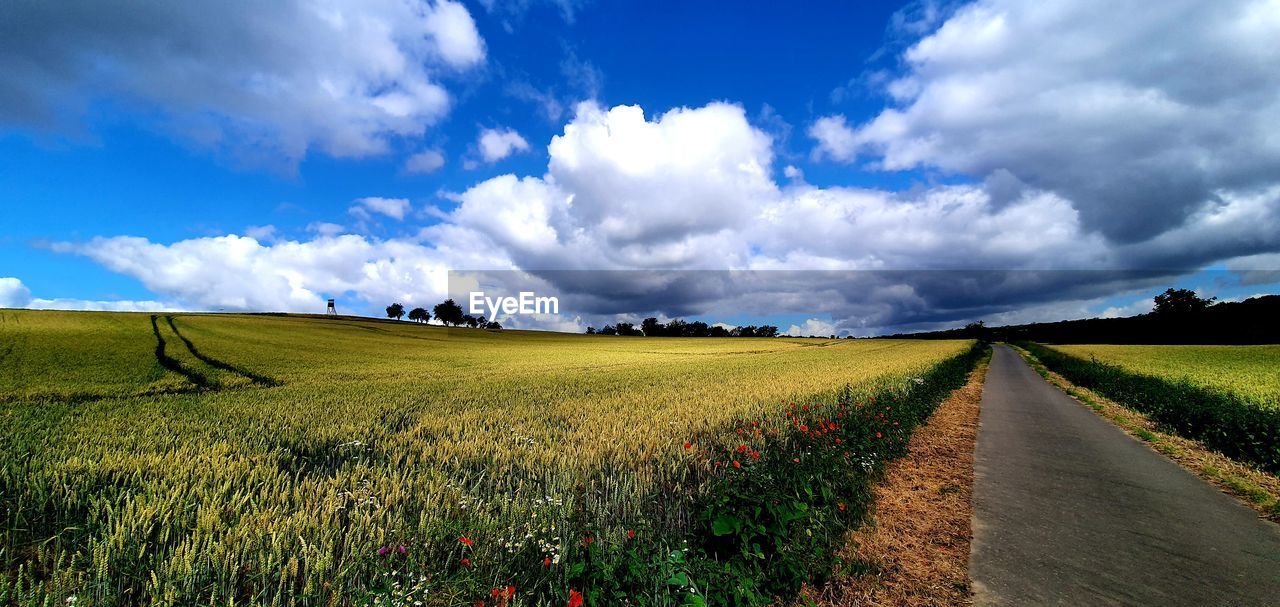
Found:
0,310 -> 972,606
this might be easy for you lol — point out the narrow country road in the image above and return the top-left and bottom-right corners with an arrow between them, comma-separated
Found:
969,345 -> 1280,606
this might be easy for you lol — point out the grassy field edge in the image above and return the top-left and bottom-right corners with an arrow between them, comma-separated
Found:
1010,344 -> 1280,520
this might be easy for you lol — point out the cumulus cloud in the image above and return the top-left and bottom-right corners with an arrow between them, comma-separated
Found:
0,0 -> 485,166
808,115 -> 858,162
0,277 -> 33,308
56,97 -> 1280,331
404,149 -> 446,174
350,197 -> 412,221
786,318 -> 836,337
53,235 -> 458,313
816,0 -> 1280,243
476,127 -> 531,163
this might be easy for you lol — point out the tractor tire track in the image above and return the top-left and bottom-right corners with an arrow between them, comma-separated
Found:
165,316 -> 280,386
150,315 -> 214,389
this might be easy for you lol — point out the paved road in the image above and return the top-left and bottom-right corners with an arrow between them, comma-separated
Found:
970,345 -> 1280,606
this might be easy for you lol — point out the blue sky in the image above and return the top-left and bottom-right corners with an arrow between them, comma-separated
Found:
2,0 -> 1278,335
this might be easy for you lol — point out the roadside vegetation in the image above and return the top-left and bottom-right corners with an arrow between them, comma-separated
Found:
0,309 -> 976,606
800,351 -> 990,607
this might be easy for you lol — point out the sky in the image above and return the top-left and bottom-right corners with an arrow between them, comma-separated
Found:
2,0 -> 1279,336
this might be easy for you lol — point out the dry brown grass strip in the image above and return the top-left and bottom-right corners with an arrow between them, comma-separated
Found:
796,355 -> 989,607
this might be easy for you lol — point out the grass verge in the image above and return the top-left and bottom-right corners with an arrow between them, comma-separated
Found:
1011,344 -> 1280,521
795,349 -> 990,607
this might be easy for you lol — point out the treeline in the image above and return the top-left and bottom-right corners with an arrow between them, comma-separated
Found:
587,317 -> 780,338
886,290 -> 1280,345
384,299 -> 502,329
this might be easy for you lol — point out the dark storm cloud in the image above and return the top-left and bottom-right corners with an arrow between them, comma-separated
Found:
817,0 -> 1280,243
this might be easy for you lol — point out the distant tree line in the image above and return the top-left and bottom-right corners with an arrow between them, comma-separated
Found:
385,299 -> 502,329
586,317 -> 779,338
885,289 -> 1280,345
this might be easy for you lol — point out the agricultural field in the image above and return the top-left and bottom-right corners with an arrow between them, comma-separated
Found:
1029,343 -> 1280,475
1048,345 -> 1280,406
0,310 -> 976,606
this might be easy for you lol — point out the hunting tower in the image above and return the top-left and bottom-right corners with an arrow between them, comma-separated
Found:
326,299 -> 337,315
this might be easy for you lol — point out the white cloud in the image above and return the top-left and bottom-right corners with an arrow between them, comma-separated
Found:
28,298 -> 182,312
786,318 -> 836,337
56,98 -> 1280,332
244,225 -> 278,242
808,115 -> 858,162
0,0 -> 485,167
0,277 -> 33,308
54,235 -> 456,313
422,0 -> 486,68
820,0 -> 1280,242
351,196 -> 412,221
404,149 -> 446,174
1,277 -> 176,312
476,127 -> 530,163
307,222 -> 346,237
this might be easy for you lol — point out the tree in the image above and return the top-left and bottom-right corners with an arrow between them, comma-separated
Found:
385,303 -> 405,320
757,325 -> 779,337
476,315 -> 487,327
665,319 -> 687,336
585,326 -> 597,334
407,307 -> 429,323
615,322 -> 642,336
484,320 -> 502,330
463,314 -> 478,328
709,325 -> 730,337
433,299 -> 465,326
1153,288 -> 1217,316
641,317 -> 665,337
598,324 -> 617,335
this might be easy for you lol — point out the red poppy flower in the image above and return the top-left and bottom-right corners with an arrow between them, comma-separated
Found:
582,536 -> 594,547
799,424 -> 808,432
627,529 -> 636,540
732,460 -> 741,469
459,536 -> 473,547
568,589 -> 584,607
793,457 -> 801,463
838,502 -> 846,511
875,432 -> 882,439
683,441 -> 692,450
461,557 -> 472,567
507,586 -> 516,597
544,556 -> 551,568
